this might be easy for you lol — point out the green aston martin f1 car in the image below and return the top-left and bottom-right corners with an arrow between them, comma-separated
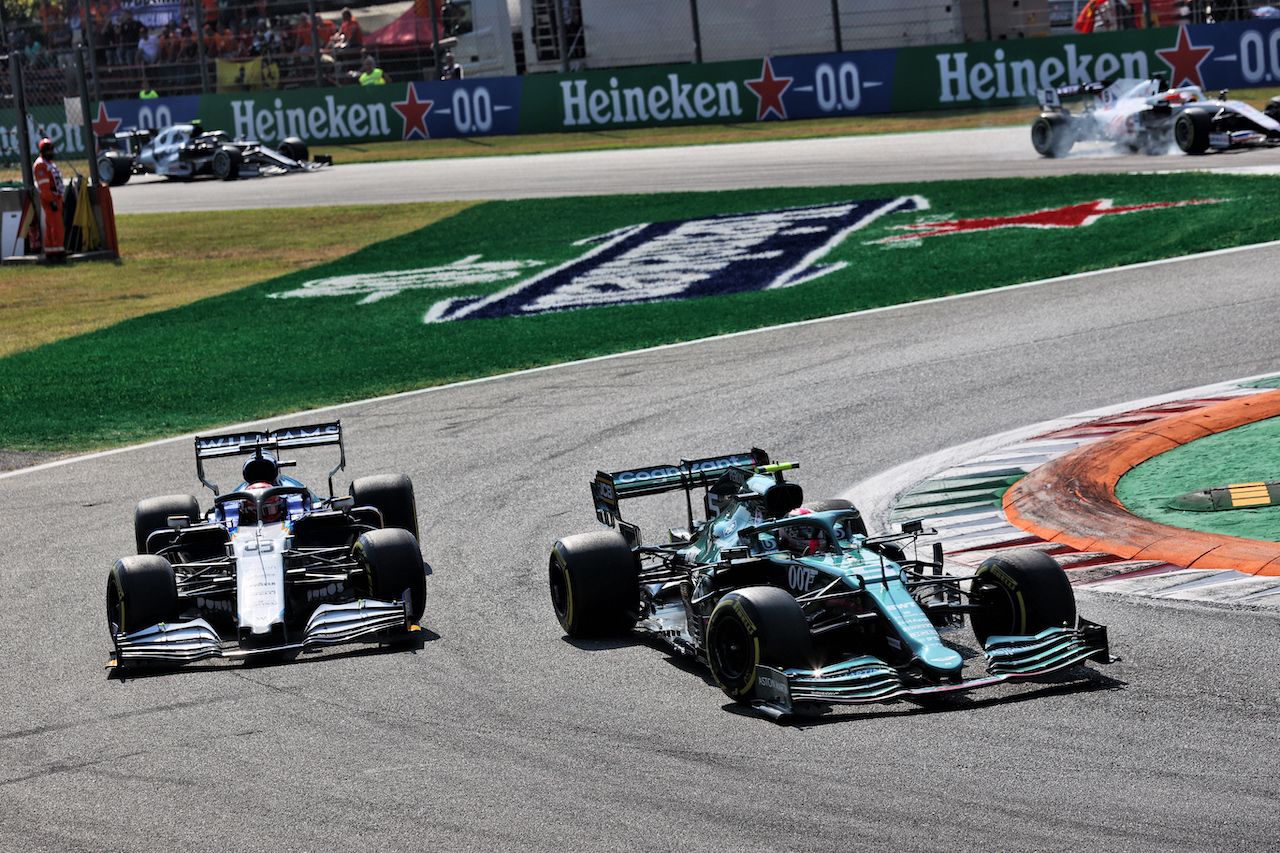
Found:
550,450 -> 1111,720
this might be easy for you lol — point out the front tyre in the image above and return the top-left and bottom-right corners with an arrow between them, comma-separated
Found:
278,136 -> 309,162
212,145 -> 243,180
107,555 -> 180,636
1031,113 -> 1074,158
97,151 -> 133,186
549,530 -> 638,638
1174,108 -> 1213,154
706,586 -> 812,702
354,527 -> 426,622
969,550 -> 1076,645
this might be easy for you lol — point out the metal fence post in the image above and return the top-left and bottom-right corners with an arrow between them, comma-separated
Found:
689,0 -> 702,64
831,0 -> 843,52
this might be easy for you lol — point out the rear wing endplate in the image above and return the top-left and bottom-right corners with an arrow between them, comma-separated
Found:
194,421 -> 345,496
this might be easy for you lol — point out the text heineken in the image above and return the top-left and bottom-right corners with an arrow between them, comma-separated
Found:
560,74 -> 744,127
936,46 -> 1150,102
231,96 -> 391,143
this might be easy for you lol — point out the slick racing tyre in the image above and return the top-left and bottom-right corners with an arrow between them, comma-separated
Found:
107,555 -> 180,636
350,473 -> 420,542
1265,96 -> 1280,122
212,145 -> 243,180
969,550 -> 1076,645
1174,108 -> 1213,154
1031,113 -> 1074,158
354,527 -> 426,621
706,586 -> 813,702
801,498 -> 869,538
549,529 -> 638,638
277,136 -> 309,162
97,151 -> 133,186
134,494 -> 201,554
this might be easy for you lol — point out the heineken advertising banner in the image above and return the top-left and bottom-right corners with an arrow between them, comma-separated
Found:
69,18 -> 1280,150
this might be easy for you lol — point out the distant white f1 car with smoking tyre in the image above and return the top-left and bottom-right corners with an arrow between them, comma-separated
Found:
106,421 -> 426,671
96,120 -> 331,185
1031,76 -> 1280,157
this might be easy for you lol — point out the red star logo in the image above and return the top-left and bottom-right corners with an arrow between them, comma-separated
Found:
1156,26 -> 1213,89
91,103 -> 122,143
392,84 -> 434,141
745,58 -> 793,121
875,198 -> 1221,243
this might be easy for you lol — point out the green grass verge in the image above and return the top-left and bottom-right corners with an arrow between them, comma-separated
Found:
1117,414 -> 1280,541
2,170 -> 1277,452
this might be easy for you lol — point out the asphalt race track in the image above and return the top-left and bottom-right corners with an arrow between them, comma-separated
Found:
4,130 -> 1280,851
108,124 -> 1280,213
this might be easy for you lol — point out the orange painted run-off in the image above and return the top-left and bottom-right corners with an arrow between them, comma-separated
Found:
1003,389 -> 1280,577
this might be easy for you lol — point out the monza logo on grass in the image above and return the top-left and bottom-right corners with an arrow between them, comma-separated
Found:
423,196 -> 925,322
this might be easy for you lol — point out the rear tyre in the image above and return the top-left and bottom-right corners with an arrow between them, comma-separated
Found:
107,555 -> 180,636
278,136 -> 309,162
969,550 -> 1076,645
350,473 -> 420,541
134,494 -> 201,554
801,498 -> 868,538
549,529 -> 638,637
354,527 -> 426,621
706,586 -> 812,702
212,145 -> 243,180
1031,113 -> 1074,158
1174,108 -> 1213,154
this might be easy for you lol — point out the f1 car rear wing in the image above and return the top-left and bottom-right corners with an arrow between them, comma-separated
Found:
591,448 -> 799,533
194,421 -> 346,497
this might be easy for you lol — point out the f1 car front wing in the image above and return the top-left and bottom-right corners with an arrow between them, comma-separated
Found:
107,595 -> 418,669
749,620 -> 1111,720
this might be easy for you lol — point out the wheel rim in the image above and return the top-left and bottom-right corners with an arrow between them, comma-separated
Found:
710,617 -> 753,682
1032,121 -> 1050,151
549,563 -> 571,625
213,152 -> 229,179
1175,117 -> 1192,148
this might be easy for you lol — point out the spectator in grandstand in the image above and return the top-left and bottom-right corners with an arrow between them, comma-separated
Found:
119,9 -> 143,62
135,24 -> 161,64
214,24 -> 238,59
440,50 -> 463,80
24,35 -> 55,70
325,8 -> 362,76
356,53 -> 387,85
304,13 -> 337,52
159,21 -> 181,63
139,78 -> 158,98
98,14 -> 121,65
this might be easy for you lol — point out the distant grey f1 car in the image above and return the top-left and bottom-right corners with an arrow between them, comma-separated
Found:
96,121 -> 331,185
550,450 -> 1110,720
107,421 -> 425,670
1031,76 -> 1280,157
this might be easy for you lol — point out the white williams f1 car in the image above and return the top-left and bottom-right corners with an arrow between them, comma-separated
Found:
106,421 -> 426,671
1031,76 -> 1280,157
96,121 -> 332,185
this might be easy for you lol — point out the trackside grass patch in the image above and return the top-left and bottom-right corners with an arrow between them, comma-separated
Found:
2,171 -> 1277,451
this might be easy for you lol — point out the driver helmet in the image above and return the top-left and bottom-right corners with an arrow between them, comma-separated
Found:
780,508 -> 829,556
240,481 -> 284,524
